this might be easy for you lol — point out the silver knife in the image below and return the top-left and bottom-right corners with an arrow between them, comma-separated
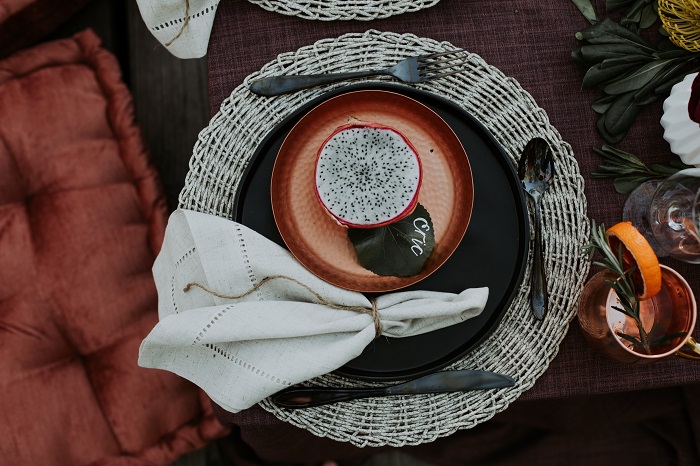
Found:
272,370 -> 515,408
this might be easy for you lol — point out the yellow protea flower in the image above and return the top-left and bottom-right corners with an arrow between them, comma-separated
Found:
658,0 -> 700,52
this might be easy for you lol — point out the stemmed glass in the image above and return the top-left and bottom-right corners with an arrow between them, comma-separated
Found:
623,168 -> 700,263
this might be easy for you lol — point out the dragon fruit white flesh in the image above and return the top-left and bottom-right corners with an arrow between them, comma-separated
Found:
314,122 -> 422,228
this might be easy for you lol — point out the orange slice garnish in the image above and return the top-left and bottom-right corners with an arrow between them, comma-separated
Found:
605,222 -> 662,301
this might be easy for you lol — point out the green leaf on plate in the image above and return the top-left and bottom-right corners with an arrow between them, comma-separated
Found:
571,0 -> 597,24
348,203 -> 435,277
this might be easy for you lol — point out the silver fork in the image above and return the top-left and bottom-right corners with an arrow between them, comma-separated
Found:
249,49 -> 466,96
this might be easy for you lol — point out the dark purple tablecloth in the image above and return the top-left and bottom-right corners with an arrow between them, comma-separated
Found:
204,0 -> 700,462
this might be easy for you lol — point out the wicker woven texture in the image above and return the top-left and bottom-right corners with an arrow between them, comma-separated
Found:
246,0 -> 440,20
180,30 -> 590,448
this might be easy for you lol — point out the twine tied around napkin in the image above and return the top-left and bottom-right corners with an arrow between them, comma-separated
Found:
184,275 -> 383,338
163,0 -> 189,47
138,209 -> 489,413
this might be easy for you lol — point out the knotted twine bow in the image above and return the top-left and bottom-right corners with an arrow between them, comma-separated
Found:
184,275 -> 383,337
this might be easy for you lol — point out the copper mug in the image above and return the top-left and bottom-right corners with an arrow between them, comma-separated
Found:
578,265 -> 700,363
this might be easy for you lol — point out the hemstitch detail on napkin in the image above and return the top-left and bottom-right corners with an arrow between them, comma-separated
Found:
204,343 -> 292,386
170,277 -> 179,314
234,223 -> 262,299
151,3 -> 218,31
192,305 -> 233,345
175,247 -> 196,268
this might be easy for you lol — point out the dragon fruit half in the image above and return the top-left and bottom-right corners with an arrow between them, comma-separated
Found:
314,122 -> 423,228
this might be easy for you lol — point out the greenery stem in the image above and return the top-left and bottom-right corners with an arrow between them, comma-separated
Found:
636,315 -> 651,354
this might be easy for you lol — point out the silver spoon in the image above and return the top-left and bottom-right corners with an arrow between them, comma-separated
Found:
517,137 -> 555,320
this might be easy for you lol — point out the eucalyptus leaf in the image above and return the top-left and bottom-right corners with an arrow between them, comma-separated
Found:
599,55 -> 655,68
591,145 -> 690,192
592,94 -> 617,113
603,59 -> 673,94
604,92 -> 641,134
650,163 -> 685,175
655,48 -> 693,59
582,62 -> 642,89
572,49 -> 586,65
594,157 -> 645,170
670,159 -> 693,169
597,113 -> 627,143
571,0 -> 597,23
623,60 -> 691,108
576,18 -> 654,50
579,33 -> 653,49
580,44 -> 651,64
613,175 -> 654,193
653,61 -> 700,95
596,164 -> 645,175
632,92 -> 659,106
348,203 -> 435,277
595,145 -> 648,168
607,0 -> 636,12
612,0 -> 657,29
621,0 -> 644,25
639,3 -> 657,28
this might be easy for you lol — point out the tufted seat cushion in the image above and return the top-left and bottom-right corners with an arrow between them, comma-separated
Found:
0,30 -> 227,465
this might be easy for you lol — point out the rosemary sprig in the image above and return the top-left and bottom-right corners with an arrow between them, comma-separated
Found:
586,221 -> 688,352
585,221 -> 651,352
590,145 -> 691,193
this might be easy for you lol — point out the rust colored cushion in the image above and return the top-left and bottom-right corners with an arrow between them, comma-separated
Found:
0,0 -> 91,58
0,30 -> 227,465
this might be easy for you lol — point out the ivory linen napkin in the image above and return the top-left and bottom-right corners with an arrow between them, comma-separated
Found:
136,0 -> 220,59
138,209 -> 489,413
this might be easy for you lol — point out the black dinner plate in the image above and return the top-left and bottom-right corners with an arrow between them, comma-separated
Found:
233,83 -> 529,381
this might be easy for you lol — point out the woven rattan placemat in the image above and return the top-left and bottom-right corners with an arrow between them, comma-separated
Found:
246,0 -> 440,20
180,30 -> 590,448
